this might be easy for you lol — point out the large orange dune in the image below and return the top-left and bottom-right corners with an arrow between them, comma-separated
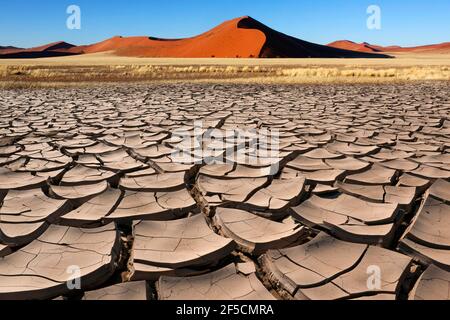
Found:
1,16 -> 393,59
329,40 -> 450,54
76,17 -> 266,58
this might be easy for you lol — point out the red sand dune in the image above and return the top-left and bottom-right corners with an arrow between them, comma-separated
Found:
389,42 -> 450,53
1,16 -> 392,59
0,41 -> 78,58
27,41 -> 76,52
0,46 -> 23,54
1,41 -> 74,53
329,40 -> 450,54
77,17 -> 266,58
327,41 -> 383,53
75,16 -> 389,58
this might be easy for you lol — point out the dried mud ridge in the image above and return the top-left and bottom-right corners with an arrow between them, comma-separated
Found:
0,83 -> 449,300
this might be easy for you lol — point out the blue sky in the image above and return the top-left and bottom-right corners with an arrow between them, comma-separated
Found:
1,0 -> 449,48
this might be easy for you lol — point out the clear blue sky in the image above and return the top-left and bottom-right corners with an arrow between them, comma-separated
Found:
1,0 -> 449,48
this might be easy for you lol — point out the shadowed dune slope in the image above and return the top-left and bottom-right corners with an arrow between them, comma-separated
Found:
237,18 -> 389,58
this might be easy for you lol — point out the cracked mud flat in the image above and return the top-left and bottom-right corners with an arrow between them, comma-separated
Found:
0,82 -> 449,300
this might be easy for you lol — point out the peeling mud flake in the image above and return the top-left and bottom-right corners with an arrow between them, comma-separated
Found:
410,265 -> 450,300
83,281 -> 148,300
0,224 -> 121,300
214,207 -> 307,255
260,233 -> 414,300
157,263 -> 275,300
130,214 -> 236,279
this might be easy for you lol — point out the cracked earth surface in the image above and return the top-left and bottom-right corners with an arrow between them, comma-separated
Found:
0,82 -> 449,300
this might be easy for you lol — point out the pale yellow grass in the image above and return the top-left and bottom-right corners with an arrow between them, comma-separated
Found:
0,51 -> 449,88
0,51 -> 449,66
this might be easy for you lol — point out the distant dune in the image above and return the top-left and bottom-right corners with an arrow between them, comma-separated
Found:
0,41 -> 79,59
0,46 -> 23,55
327,41 -> 384,53
329,40 -> 450,54
29,41 -> 76,52
0,16 -> 390,59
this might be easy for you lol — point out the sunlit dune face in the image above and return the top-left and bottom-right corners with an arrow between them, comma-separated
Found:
83,17 -> 267,58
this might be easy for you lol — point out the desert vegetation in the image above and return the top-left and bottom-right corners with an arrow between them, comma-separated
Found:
0,62 -> 449,88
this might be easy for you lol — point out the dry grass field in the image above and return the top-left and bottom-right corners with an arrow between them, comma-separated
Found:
0,52 -> 449,88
